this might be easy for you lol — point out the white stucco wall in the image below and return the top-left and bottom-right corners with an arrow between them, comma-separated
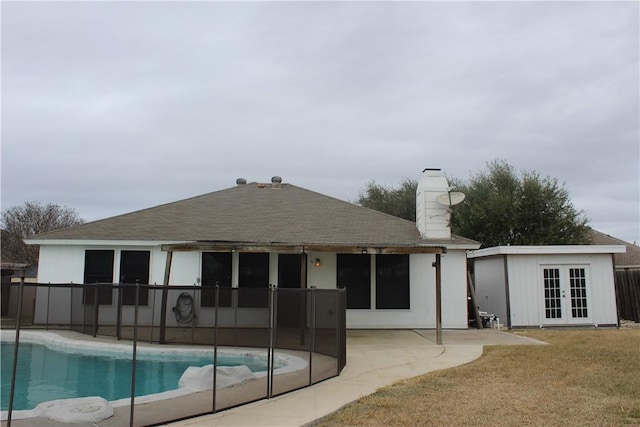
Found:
35,244 -> 167,325
35,245 -> 85,324
34,243 -> 471,329
345,250 -> 469,329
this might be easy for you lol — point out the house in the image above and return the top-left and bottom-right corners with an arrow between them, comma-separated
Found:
589,229 -> 640,270
1,229 -> 37,319
26,169 -> 480,329
589,230 -> 640,323
468,245 -> 626,328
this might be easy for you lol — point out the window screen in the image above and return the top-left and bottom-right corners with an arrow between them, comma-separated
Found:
83,250 -> 114,305
376,254 -> 410,309
202,252 -> 232,307
238,253 -> 269,307
337,254 -> 371,309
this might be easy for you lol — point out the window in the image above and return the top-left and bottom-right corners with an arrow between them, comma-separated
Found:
376,254 -> 410,309
278,254 -> 303,289
543,268 -> 562,319
238,253 -> 270,307
202,252 -> 232,307
337,254 -> 371,309
569,268 -> 588,318
84,250 -> 114,305
119,251 -> 150,306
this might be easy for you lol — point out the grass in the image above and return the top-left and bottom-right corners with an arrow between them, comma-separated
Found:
312,329 -> 640,426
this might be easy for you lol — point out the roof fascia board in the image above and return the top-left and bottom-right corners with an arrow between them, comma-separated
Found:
26,239 -> 188,247
468,245 -> 627,258
441,243 -> 482,251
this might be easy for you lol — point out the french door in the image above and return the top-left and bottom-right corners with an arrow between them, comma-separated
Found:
541,265 -> 591,325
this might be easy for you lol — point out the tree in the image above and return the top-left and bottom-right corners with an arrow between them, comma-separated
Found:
356,160 -> 591,247
356,178 -> 418,221
450,160 -> 591,247
1,202 -> 84,265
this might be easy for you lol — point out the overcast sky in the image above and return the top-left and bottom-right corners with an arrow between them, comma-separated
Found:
2,1 -> 638,244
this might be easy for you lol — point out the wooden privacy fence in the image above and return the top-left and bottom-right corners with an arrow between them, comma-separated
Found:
615,270 -> 640,322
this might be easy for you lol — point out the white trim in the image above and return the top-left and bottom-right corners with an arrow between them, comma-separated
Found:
468,245 -> 626,258
444,243 -> 481,250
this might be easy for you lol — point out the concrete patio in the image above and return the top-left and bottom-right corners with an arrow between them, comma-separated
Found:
168,329 -> 546,426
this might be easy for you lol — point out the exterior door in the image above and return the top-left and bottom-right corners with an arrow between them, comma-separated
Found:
277,254 -> 305,327
120,251 -> 150,306
541,265 -> 591,325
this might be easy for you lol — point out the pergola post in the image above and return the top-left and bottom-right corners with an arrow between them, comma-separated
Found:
159,250 -> 173,344
435,253 -> 442,345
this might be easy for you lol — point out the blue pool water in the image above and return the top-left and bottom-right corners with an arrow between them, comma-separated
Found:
1,342 -> 270,411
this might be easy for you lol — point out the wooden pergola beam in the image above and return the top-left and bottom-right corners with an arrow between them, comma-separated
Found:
161,243 -> 445,255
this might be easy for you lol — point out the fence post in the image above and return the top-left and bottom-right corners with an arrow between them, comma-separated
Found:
92,283 -> 99,337
69,284 -> 74,331
268,284 -> 277,398
309,287 -> 316,385
150,283 -> 157,343
116,282 -> 123,340
129,280 -> 140,427
339,288 -> 347,373
212,284 -> 219,413
46,284 -> 51,330
7,274 -> 26,427
191,284 -> 197,345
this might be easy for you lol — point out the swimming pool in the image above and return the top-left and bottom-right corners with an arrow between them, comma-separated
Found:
1,331 -> 307,418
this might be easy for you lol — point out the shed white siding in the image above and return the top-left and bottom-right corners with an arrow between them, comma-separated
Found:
505,254 -> 618,327
469,246 -> 623,328
473,256 -> 508,323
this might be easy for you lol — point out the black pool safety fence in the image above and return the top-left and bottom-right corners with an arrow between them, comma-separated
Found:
2,280 -> 347,427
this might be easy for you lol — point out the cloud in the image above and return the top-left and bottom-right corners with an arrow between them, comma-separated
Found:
1,1 -> 638,243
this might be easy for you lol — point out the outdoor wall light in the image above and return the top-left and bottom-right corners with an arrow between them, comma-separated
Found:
314,258 -> 321,268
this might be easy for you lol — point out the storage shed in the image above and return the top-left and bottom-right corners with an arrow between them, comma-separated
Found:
468,245 -> 626,328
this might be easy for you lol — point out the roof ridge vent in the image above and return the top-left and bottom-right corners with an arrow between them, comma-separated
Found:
271,176 -> 282,189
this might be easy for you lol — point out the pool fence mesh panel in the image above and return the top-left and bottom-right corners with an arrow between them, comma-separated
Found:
2,282 -> 347,427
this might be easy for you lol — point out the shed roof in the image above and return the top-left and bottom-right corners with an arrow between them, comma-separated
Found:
28,182 -> 479,251
468,245 -> 627,258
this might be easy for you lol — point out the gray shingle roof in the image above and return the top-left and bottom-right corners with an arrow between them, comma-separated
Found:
590,229 -> 640,268
30,183 -> 478,248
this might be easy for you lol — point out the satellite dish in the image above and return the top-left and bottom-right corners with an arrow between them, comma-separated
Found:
436,192 -> 466,206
